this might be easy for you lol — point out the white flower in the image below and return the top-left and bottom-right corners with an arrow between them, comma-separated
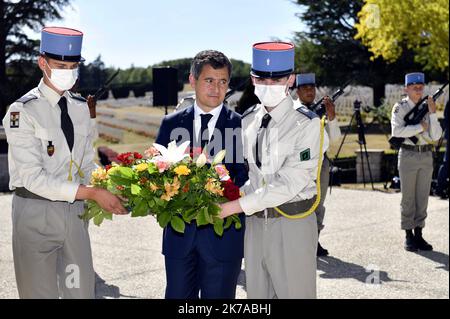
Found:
196,153 -> 207,168
152,140 -> 190,165
212,150 -> 226,165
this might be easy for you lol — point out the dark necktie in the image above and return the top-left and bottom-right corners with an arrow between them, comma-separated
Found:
255,113 -> 272,168
199,113 -> 213,150
58,96 -> 74,152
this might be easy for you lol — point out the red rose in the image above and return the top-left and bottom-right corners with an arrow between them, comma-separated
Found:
222,180 -> 240,201
116,152 -> 143,166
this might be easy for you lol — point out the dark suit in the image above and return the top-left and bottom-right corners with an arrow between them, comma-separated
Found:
155,103 -> 248,299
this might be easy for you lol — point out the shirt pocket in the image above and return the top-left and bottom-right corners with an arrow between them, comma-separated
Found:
34,127 -> 61,158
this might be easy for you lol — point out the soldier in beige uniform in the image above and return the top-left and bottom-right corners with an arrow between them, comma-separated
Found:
2,27 -> 127,299
294,73 -> 341,256
391,72 -> 442,252
220,42 -> 329,299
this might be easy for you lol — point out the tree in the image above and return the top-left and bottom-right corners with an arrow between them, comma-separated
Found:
0,0 -> 70,117
292,0 -> 445,106
355,0 -> 449,73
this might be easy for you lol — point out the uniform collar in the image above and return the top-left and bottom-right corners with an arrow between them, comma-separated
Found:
260,96 -> 293,124
38,78 -> 65,108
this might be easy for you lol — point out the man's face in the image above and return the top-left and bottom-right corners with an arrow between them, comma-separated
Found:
189,64 -> 229,110
297,84 -> 316,104
405,84 -> 424,103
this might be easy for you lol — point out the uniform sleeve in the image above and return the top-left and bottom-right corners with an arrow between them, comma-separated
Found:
239,118 -> 324,215
391,102 -> 423,138
81,119 -> 99,185
2,105 -> 79,202
326,118 -> 342,143
427,113 -> 443,141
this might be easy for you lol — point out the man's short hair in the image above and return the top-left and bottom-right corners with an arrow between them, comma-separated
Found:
190,50 -> 232,80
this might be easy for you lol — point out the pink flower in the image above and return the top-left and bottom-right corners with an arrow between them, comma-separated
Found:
144,146 -> 160,158
155,159 -> 170,173
215,164 -> 230,180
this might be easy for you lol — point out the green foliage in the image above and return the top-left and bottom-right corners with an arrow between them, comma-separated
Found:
355,0 -> 449,72
292,0 -> 447,106
80,151 -> 241,236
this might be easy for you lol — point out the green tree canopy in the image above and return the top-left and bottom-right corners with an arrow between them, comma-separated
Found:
293,0 -> 446,106
355,0 -> 449,72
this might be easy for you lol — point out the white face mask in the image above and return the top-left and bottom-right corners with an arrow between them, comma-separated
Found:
254,83 -> 288,107
44,60 -> 78,91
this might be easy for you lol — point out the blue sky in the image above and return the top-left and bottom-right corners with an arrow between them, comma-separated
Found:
29,0 -> 305,68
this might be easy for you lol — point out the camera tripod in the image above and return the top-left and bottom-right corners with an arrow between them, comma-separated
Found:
331,100 -> 375,190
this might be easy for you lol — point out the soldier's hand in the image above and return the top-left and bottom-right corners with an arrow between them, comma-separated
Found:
93,188 -> 128,215
323,96 -> 336,121
420,120 -> 429,132
87,95 -> 96,119
427,96 -> 436,114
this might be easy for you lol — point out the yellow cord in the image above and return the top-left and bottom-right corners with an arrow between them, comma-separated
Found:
274,116 -> 326,219
67,158 -> 85,181
68,159 -> 73,181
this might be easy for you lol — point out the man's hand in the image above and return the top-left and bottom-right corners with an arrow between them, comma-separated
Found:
421,120 -> 429,132
323,96 -> 336,121
76,185 -> 128,215
219,200 -> 243,219
87,95 -> 96,119
427,96 -> 436,114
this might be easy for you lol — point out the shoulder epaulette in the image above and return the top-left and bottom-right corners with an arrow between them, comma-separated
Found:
15,94 -> 38,104
295,106 -> 319,120
69,92 -> 87,102
241,104 -> 259,119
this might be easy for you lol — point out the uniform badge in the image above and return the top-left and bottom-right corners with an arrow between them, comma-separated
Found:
47,141 -> 55,157
10,112 -> 20,128
300,149 -> 311,161
394,105 -> 400,114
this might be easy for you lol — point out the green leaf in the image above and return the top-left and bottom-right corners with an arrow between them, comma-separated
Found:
154,197 -> 166,207
157,211 -> 172,228
147,164 -> 158,174
116,166 -> 135,179
182,208 -> 198,223
103,212 -> 113,221
196,207 -> 209,226
132,198 -> 149,217
109,174 -> 132,186
93,213 -> 105,226
147,198 -> 155,208
224,217 -> 233,229
205,207 -> 214,224
131,183 -> 142,195
232,215 -> 242,230
170,216 -> 186,233
213,218 -> 224,236
208,204 -> 220,217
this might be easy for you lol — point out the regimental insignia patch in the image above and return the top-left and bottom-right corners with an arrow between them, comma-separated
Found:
10,112 -> 20,128
300,148 -> 311,161
47,141 -> 55,157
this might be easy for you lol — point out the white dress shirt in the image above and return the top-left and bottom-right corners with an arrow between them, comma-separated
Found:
193,102 -> 223,141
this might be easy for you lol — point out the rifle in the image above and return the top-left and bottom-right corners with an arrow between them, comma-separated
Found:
92,69 -> 120,101
389,81 -> 449,149
309,78 -> 352,117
